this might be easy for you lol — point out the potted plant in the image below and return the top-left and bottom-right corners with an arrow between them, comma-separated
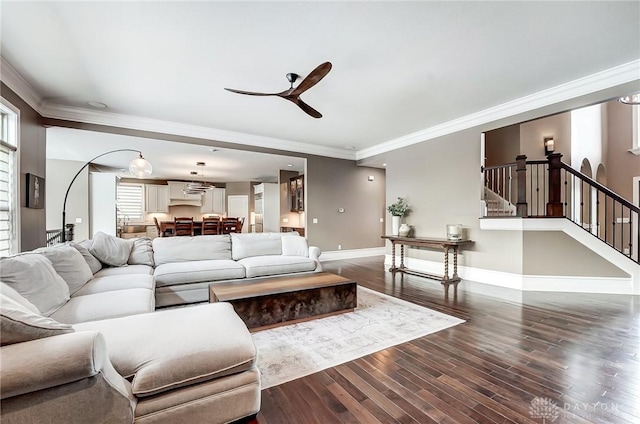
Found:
387,197 -> 410,236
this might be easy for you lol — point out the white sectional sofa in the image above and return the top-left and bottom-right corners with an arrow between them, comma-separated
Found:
0,231 -> 321,423
153,232 -> 322,307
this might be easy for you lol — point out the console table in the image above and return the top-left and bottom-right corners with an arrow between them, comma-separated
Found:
382,236 -> 473,284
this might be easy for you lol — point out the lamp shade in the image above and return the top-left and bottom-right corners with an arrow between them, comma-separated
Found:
129,155 -> 153,178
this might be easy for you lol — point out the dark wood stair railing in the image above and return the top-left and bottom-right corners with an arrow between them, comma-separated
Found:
483,153 -> 639,264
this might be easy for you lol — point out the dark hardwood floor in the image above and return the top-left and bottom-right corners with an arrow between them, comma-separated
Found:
255,256 -> 640,424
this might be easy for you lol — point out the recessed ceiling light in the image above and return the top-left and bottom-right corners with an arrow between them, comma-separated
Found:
382,163 -> 387,167
87,101 -> 107,109
287,164 -> 294,167
209,148 -> 218,153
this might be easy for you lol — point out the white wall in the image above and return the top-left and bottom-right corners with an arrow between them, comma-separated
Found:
46,159 -> 89,241
90,173 -> 117,237
571,104 -> 603,172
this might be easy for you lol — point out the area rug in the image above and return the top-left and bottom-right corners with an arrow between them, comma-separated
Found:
251,286 -> 465,389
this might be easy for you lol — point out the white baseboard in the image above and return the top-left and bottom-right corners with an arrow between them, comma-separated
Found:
384,254 -> 635,295
320,247 -> 385,262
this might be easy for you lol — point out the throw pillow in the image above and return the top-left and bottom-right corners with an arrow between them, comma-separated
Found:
281,234 -> 309,257
70,241 -> 103,274
34,245 -> 94,295
0,293 -> 74,346
0,254 -> 70,316
0,282 -> 39,313
89,231 -> 133,267
128,237 -> 154,267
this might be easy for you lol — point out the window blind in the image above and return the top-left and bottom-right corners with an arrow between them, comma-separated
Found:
116,183 -> 144,223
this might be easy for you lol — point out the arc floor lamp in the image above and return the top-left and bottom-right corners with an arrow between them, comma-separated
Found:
61,149 -> 152,242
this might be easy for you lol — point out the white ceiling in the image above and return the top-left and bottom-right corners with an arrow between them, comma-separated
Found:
46,127 -> 305,182
2,1 -> 640,179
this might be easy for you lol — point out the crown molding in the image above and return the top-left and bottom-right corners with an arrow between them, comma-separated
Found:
40,103 -> 357,160
0,57 -> 43,112
357,59 -> 640,160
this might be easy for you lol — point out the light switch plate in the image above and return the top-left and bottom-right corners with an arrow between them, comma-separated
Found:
312,218 -> 318,224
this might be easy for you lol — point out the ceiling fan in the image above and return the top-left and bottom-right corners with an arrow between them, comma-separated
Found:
224,62 -> 332,119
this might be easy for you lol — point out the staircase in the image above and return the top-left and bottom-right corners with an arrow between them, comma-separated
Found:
482,153 -> 639,265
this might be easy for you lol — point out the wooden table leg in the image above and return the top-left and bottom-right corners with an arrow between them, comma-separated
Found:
400,245 -> 405,270
452,246 -> 460,280
389,241 -> 396,272
442,246 -> 450,283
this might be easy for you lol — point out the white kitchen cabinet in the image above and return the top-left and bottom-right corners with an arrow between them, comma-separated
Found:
145,185 -> 169,213
201,188 -> 226,214
167,181 -> 202,206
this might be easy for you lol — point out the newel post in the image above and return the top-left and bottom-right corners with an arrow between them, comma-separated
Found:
515,155 -> 528,217
546,153 -> 564,217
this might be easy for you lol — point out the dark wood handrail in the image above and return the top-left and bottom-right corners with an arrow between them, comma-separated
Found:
559,162 -> 640,214
482,162 -> 516,171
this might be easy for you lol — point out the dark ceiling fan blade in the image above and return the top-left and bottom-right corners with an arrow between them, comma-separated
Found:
290,62 -> 332,97
224,88 -> 278,96
289,97 -> 323,119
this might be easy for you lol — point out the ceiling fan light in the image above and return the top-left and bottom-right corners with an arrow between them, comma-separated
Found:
618,93 -> 640,105
129,154 -> 153,178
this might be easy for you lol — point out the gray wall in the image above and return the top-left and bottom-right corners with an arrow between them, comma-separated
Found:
523,231 -> 628,277
385,128 -> 524,273
606,100 -> 640,201
1,83 -> 46,251
306,156 -> 386,251
485,124 -> 520,166
520,111 -> 572,161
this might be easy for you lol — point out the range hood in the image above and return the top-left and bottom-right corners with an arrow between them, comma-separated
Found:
168,198 -> 202,207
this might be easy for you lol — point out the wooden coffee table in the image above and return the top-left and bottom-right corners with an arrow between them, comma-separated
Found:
209,272 -> 357,331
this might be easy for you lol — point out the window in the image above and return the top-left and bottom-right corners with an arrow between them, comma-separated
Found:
0,99 -> 19,256
116,183 -> 144,224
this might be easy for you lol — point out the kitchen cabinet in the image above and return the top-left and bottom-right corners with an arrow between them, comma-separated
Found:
145,185 -> 169,213
167,181 -> 202,206
201,188 -> 226,214
289,175 -> 304,212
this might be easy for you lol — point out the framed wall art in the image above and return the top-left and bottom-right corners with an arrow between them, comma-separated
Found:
26,173 -> 45,209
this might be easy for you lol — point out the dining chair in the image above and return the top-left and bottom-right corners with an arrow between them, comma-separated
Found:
201,216 -> 221,235
235,217 -> 245,233
153,217 -> 163,237
174,217 -> 194,236
221,218 -> 239,234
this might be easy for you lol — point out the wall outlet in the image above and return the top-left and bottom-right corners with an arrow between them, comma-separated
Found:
379,218 -> 384,223
75,217 -> 82,224
312,218 -> 318,224
338,244 -> 342,250
282,218 -> 289,223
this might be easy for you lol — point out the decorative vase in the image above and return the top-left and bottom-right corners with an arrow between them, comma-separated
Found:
391,215 -> 401,236
398,223 -> 411,237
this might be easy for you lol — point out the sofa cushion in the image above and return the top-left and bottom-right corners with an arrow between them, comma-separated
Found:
0,254 -> 70,316
238,255 -> 317,278
70,241 -> 103,274
154,260 -> 245,287
0,282 -> 39,313
93,264 -> 153,278
90,231 -> 133,267
1,292 -> 74,346
231,233 -> 282,260
50,288 -> 155,324
128,237 -> 154,266
281,234 -> 309,257
72,274 -> 155,297
153,235 -> 231,265
73,303 -> 257,397
34,245 -> 94,295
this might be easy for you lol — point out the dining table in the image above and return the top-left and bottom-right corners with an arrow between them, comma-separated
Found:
159,221 -> 203,237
